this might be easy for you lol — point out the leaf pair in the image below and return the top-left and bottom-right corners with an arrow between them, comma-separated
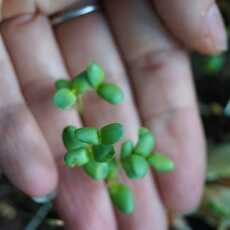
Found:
121,128 -> 175,179
53,63 -> 124,110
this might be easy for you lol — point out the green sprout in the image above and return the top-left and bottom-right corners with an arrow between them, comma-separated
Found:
86,63 -> 105,88
84,161 -> 110,180
122,154 -> 148,179
75,127 -> 100,145
108,182 -> 134,214
147,153 -> 175,172
53,63 -> 175,214
192,53 -> 225,76
120,140 -> 134,159
93,144 -> 115,162
97,83 -> 124,104
64,148 -> 89,167
53,63 -> 124,110
100,123 -> 124,145
204,55 -> 225,74
71,72 -> 92,95
134,128 -> 155,157
53,88 -> 77,110
55,79 -> 71,90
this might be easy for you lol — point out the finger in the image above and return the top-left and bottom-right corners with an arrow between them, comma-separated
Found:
1,14 -> 117,230
0,35 -> 57,197
2,0 -> 35,20
36,0 -> 81,15
103,0 -> 206,213
55,12 -> 167,229
152,0 -> 227,54
1,14 -> 80,157
1,0 -> 81,21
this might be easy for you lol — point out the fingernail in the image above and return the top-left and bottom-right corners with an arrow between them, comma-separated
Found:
32,191 -> 57,204
206,4 -> 228,52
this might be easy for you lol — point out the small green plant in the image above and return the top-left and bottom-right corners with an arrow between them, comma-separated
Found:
53,63 -> 175,214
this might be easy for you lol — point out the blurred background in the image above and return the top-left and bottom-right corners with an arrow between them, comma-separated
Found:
0,1 -> 230,229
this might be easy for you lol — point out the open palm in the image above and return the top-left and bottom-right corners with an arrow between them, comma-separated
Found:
0,0 -> 226,229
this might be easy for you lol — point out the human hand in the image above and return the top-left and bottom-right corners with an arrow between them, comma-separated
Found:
0,0 -> 227,229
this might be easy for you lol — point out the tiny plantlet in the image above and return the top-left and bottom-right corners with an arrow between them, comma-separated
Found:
53,63 -> 175,214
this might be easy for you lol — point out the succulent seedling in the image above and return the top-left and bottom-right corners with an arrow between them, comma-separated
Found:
53,63 -> 175,214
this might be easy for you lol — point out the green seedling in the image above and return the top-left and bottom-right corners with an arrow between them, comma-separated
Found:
120,140 -> 134,160
72,72 -> 92,95
53,63 -> 124,110
108,182 -> 134,214
53,88 -> 77,110
147,153 -> 175,172
97,83 -> 124,104
55,79 -> 71,90
122,154 -> 148,179
64,148 -> 90,167
134,128 -> 155,157
84,161 -> 109,180
93,144 -> 115,162
62,126 -> 85,150
100,123 -> 124,145
76,127 -> 100,145
53,63 -> 175,214
86,63 -> 105,88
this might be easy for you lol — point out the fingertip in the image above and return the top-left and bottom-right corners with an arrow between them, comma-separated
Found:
153,0 -> 228,55
24,162 -> 58,197
4,157 -> 58,198
197,4 -> 228,55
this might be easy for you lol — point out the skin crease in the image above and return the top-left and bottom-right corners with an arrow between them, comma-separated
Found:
0,0 -> 226,229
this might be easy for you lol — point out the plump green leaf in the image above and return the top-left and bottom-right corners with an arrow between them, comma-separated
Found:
62,126 -> 85,150
93,144 -> 115,162
97,83 -> 124,104
71,72 -> 92,95
107,160 -> 118,180
148,153 -> 175,172
100,123 -> 124,145
138,127 -> 150,136
76,127 -> 100,145
122,154 -> 148,179
53,88 -> 76,110
64,148 -> 89,167
134,128 -> 155,157
120,140 -> 134,159
205,55 -> 225,74
84,161 -> 109,180
108,183 -> 134,214
55,79 -> 71,90
86,63 -> 105,88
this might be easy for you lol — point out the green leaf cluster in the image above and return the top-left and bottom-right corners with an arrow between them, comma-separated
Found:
120,128 -> 175,180
54,63 -> 175,214
53,63 -> 124,110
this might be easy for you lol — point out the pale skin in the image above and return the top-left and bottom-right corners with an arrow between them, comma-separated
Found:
0,0 -> 227,229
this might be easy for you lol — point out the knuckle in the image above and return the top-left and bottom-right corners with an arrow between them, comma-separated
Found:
2,0 -> 36,21
1,0 -> 80,22
127,47 -> 185,75
22,79 -> 54,108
